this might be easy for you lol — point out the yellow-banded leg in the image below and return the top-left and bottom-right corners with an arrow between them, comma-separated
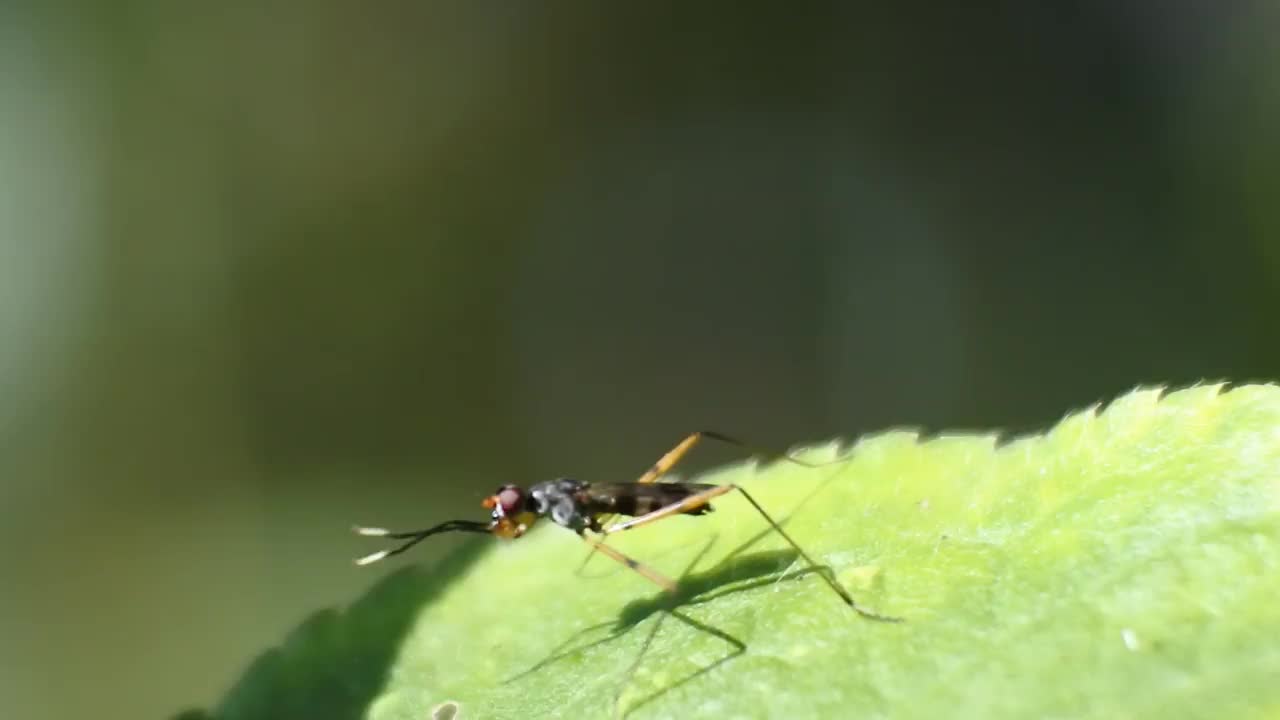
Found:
603,483 -> 901,622
635,430 -> 829,486
584,431 -> 835,571
579,533 -> 677,593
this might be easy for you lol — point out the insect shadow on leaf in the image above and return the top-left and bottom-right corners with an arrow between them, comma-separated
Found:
505,466 -> 901,681
606,522 -> 870,719
503,529 -> 840,720
503,535 -> 762,719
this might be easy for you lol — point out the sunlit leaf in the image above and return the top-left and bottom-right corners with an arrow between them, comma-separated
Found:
194,383 -> 1280,720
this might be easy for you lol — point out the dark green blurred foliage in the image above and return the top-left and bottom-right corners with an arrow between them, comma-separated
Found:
210,543 -> 485,720
2,3 -> 1278,720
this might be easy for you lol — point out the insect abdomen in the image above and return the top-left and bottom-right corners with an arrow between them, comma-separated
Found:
581,482 -> 717,518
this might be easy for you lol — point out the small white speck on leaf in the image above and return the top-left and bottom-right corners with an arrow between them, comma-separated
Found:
1121,628 -> 1140,651
840,565 -> 882,590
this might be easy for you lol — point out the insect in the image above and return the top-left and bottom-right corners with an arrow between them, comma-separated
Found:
353,430 -> 893,619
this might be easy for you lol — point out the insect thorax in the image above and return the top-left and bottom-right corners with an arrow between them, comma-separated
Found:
528,478 -> 591,532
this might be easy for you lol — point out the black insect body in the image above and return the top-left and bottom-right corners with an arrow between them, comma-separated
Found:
518,479 -> 715,534
354,431 -> 897,620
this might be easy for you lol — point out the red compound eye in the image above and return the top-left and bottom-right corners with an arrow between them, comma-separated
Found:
496,486 -> 524,516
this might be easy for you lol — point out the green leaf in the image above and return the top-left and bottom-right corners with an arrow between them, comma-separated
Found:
200,383 -> 1280,720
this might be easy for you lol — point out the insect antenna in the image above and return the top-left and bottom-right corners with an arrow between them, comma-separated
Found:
351,520 -> 491,566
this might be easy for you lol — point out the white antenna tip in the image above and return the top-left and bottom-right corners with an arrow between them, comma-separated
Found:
353,525 -> 391,536
354,550 -> 389,566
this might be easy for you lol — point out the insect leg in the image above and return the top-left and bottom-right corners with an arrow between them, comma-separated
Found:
634,430 -> 832,487
579,532 -> 678,593
583,431 -> 840,571
579,431 -> 712,573
604,484 -> 900,621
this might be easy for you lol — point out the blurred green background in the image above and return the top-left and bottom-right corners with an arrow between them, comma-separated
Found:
3,3 -> 1279,719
